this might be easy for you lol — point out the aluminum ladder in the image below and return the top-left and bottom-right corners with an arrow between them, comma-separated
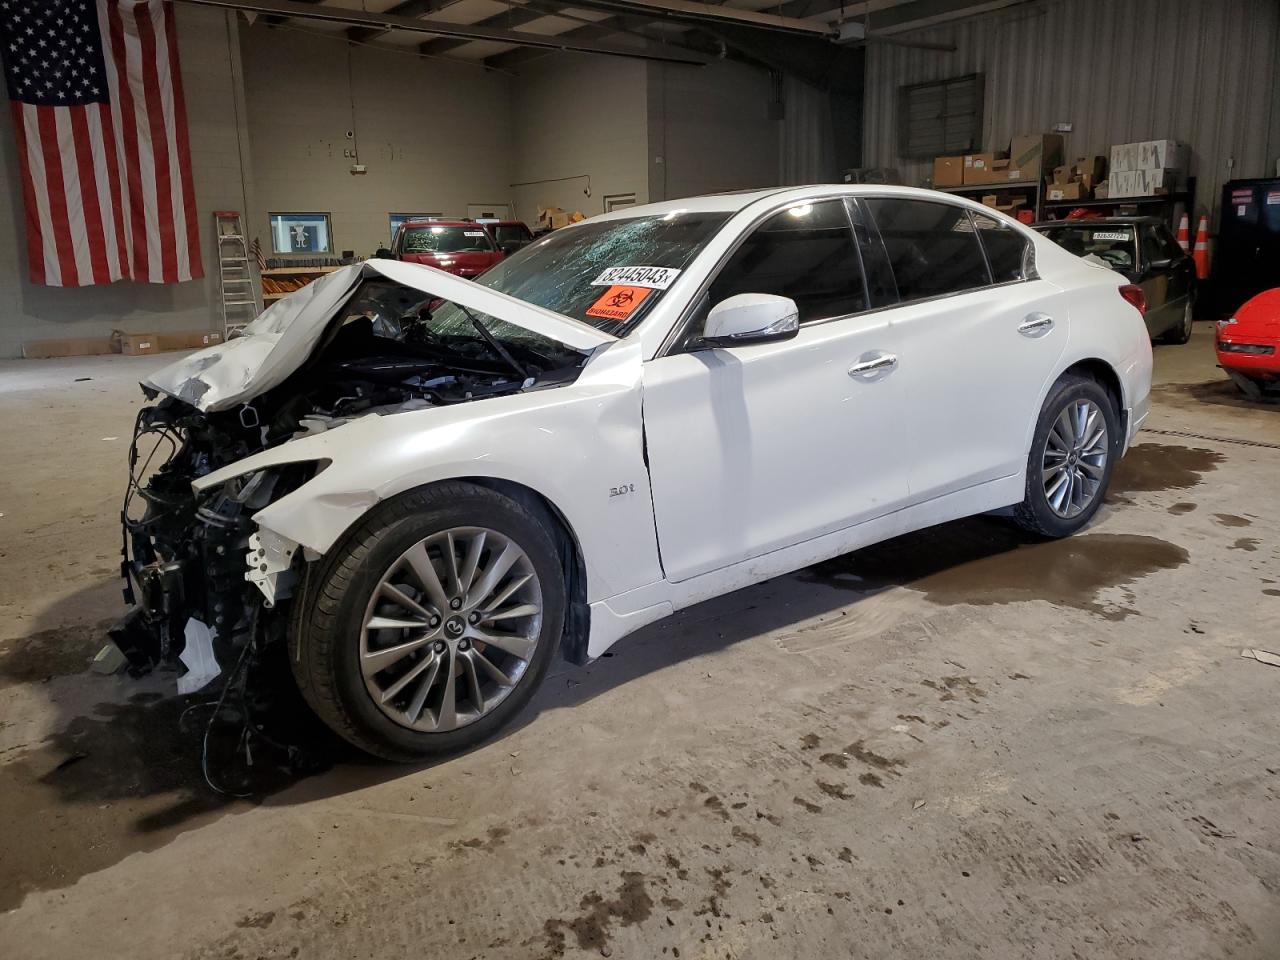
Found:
214,211 -> 259,338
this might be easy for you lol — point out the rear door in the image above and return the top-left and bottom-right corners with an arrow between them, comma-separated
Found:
860,198 -> 1069,502
1138,224 -> 1175,335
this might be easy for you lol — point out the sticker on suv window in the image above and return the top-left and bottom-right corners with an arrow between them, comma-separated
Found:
464,231 -> 486,237
585,285 -> 652,321
1090,231 -> 1129,241
591,266 -> 680,289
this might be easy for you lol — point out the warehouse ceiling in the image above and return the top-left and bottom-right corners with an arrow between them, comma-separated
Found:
188,0 -> 1030,73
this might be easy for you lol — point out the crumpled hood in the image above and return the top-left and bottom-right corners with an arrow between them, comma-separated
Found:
144,259 -> 614,412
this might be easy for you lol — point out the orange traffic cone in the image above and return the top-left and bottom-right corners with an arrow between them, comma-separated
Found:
1192,215 -> 1210,279
1176,213 -> 1190,254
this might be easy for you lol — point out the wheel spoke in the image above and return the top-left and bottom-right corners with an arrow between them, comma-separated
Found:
482,573 -> 532,613
467,542 -> 521,608
1043,461 -> 1068,482
469,626 -> 536,661
405,656 -> 441,724
367,615 -> 429,631
1078,458 -> 1106,480
444,531 -> 462,596
377,582 -> 435,621
380,651 -> 439,703
1047,470 -> 1070,511
482,602 -> 540,623
461,652 -> 485,716
435,650 -> 458,730
362,633 -> 434,677
470,649 -> 515,687
1055,407 -> 1076,446
458,531 -> 485,598
402,542 -> 451,614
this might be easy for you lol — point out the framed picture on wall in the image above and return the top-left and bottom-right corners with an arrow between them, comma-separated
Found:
269,213 -> 333,254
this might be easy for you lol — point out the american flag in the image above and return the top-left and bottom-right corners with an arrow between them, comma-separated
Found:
1,0 -> 202,286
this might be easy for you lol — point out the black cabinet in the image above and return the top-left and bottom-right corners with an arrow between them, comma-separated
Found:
1214,178 -> 1280,316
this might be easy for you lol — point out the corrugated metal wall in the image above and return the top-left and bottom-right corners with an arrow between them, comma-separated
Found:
863,0 -> 1280,224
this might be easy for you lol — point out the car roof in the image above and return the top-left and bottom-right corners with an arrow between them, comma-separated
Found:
587,184 -> 1023,224
1030,216 -> 1166,228
402,219 -> 478,228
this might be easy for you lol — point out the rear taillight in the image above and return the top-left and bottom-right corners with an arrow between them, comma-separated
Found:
1119,284 -> 1147,316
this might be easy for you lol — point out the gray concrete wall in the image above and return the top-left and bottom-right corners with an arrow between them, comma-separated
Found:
0,5 -> 250,357
647,59 -> 781,203
239,25 -> 513,256
510,54 -> 649,220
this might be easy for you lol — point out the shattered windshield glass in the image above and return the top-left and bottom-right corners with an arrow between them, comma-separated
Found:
401,225 -> 495,254
453,212 -> 731,334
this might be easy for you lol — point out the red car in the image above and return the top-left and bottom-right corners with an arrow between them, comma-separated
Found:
390,219 -> 504,278
480,219 -> 535,254
1216,288 -> 1280,399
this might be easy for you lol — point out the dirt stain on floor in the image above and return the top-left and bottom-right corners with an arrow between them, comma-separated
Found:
1110,443 -> 1224,494
542,871 -> 653,955
1167,502 -> 1198,515
799,519 -> 1188,621
1212,513 -> 1251,528
1230,538 -> 1261,553
0,618 -> 117,688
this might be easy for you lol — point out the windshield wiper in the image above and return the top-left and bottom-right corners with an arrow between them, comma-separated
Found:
458,306 -> 531,383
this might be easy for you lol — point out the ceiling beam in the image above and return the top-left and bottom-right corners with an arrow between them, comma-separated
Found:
420,5 -> 546,57
525,0 -> 836,37
347,0 -> 455,46
179,0 -> 712,63
484,15 -> 629,70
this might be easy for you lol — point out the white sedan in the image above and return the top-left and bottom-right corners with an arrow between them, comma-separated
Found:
122,185 -> 1152,760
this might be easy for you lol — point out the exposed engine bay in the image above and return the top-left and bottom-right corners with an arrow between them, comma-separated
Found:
110,271 -> 590,786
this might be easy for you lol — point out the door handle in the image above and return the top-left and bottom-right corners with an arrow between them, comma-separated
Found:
848,352 -> 898,379
1018,313 -> 1055,338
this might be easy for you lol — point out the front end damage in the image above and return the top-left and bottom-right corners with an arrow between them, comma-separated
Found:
109,261 -> 609,781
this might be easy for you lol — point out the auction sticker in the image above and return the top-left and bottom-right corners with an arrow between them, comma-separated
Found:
1091,230 -> 1129,241
591,266 -> 680,289
586,285 -> 652,322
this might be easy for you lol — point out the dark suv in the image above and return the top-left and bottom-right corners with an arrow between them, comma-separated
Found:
1033,217 -> 1196,343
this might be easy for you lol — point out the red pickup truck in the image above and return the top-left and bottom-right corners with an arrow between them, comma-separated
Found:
390,219 -> 505,278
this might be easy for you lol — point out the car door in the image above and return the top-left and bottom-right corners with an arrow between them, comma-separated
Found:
1138,223 -> 1175,335
859,198 -> 1069,503
641,198 -> 910,583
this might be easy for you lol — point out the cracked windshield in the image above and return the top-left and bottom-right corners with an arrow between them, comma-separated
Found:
465,211 -> 732,334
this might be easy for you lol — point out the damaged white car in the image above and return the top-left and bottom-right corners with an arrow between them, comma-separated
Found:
117,186 -> 1152,761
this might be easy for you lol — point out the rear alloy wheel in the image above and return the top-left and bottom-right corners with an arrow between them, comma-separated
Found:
1164,300 -> 1194,344
291,483 -> 564,761
1012,374 -> 1119,537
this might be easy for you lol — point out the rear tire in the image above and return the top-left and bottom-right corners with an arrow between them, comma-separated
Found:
1163,299 -> 1194,344
289,482 -> 565,762
1012,373 -> 1120,538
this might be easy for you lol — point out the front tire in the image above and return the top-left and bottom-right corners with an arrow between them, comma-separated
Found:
289,482 -> 565,762
1012,373 -> 1120,538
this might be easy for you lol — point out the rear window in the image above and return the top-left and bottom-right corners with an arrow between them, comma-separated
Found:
492,224 -> 532,246
400,225 -> 495,254
1039,224 -> 1137,271
864,197 -> 991,302
465,212 -> 732,334
973,212 -> 1034,283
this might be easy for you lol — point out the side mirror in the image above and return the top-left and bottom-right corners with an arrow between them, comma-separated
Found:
1147,257 -> 1172,271
499,241 -> 521,256
702,293 -> 799,347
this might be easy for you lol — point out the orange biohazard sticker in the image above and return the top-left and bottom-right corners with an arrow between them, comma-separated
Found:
585,285 -> 652,322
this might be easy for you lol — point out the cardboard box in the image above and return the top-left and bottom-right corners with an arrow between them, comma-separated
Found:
1072,156 -> 1108,182
933,155 -> 965,187
1052,165 -> 1073,185
962,152 -> 1005,184
1110,139 -> 1187,173
118,333 -> 158,356
1009,134 -> 1064,180
154,330 -> 225,351
21,336 -> 116,359
1095,180 -> 1110,200
1110,168 -> 1179,198
1046,181 -> 1090,202
966,158 -> 1030,185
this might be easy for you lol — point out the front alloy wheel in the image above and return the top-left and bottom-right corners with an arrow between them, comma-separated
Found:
360,527 -> 543,732
291,482 -> 565,761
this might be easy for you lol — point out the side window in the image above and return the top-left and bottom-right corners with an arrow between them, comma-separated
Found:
708,200 -> 867,325
846,198 -> 898,307
1156,225 -> 1183,262
863,198 -> 991,302
1140,226 -> 1164,267
973,212 -> 1034,283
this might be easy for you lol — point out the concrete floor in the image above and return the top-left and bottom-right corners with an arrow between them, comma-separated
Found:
0,326 -> 1277,959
